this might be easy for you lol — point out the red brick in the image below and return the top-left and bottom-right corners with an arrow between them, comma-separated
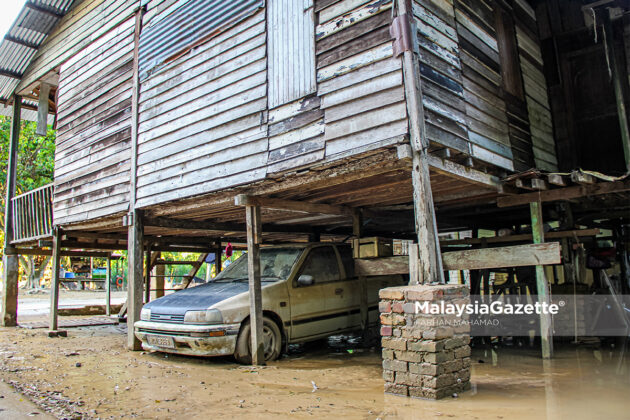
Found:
379,287 -> 405,300
380,326 -> 393,337
392,302 -> 404,313
378,301 -> 391,313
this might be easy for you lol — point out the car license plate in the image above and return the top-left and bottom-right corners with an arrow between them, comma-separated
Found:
147,335 -> 176,349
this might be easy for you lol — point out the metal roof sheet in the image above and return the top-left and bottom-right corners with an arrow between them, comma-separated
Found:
0,0 -> 75,103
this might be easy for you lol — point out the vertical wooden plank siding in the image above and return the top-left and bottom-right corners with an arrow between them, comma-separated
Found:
53,16 -> 136,224
268,0 -> 317,108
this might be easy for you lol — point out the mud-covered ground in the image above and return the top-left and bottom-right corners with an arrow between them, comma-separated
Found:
0,322 -> 628,420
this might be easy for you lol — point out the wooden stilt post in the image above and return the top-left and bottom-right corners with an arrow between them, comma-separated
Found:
245,205 -> 264,365
395,0 -> 443,284
215,247 -> 222,274
127,210 -> 144,351
126,4 -> 145,350
153,252 -> 164,299
144,249 -> 151,303
530,201 -> 553,359
353,210 -> 369,338
1,95 -> 21,327
49,227 -> 63,334
106,255 -> 112,316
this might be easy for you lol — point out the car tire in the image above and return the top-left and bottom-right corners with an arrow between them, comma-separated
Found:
234,316 -> 282,364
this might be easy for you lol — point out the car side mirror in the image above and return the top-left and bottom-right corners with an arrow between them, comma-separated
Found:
297,275 -> 314,286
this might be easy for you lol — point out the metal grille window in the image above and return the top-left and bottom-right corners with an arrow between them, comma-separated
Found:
267,0 -> 316,108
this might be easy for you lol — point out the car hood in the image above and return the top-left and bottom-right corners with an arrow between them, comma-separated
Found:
145,281 -> 249,315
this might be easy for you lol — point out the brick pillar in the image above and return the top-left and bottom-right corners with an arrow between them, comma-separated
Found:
379,284 -> 471,399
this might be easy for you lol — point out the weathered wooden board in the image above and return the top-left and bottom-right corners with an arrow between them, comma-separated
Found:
18,0 -> 138,94
355,243 -> 562,275
53,15 -> 135,225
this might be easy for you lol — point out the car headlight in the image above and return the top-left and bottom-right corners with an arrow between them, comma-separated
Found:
184,309 -> 223,324
140,308 -> 151,321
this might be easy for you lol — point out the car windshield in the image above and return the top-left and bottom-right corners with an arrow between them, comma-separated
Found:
213,248 -> 303,282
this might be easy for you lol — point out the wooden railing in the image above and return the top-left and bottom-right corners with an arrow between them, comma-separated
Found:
11,183 -> 54,243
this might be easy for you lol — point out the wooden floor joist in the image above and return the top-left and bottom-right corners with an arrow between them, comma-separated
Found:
354,242 -> 562,276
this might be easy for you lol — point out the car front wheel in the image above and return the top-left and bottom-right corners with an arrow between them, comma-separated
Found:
234,316 -> 282,364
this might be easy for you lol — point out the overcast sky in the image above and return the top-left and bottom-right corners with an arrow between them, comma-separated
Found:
1,1 -> 26,38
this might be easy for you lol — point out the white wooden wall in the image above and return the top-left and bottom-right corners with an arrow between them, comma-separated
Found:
54,17 -> 135,225
135,11 -> 269,208
268,0 -> 317,108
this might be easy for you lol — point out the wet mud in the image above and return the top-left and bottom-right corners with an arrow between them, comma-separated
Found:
0,323 -> 628,419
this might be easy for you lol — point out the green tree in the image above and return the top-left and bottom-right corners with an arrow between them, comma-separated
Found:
0,116 -> 56,250
0,116 -> 56,287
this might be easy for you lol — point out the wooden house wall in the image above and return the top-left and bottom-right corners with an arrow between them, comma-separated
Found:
17,0 -> 138,94
315,0 -> 408,161
512,0 -> 557,171
414,0 -> 557,173
135,10 -> 269,208
53,17 -> 135,225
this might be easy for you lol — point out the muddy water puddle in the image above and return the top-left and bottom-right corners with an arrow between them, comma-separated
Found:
0,325 -> 628,419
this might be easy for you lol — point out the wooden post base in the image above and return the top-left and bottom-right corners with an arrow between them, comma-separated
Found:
48,330 -> 68,337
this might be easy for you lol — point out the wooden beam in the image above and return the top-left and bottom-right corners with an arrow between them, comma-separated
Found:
547,174 -> 566,187
1,95 -> 20,327
246,205 -> 264,365
497,180 -> 630,207
570,171 -> 594,185
36,82 -> 51,136
127,209 -> 144,351
49,227 -> 62,332
11,249 -> 119,257
395,1 -> 444,284
144,216 -> 315,235
440,228 -> 600,246
354,242 -> 562,276
235,195 -> 353,217
530,201 -> 553,359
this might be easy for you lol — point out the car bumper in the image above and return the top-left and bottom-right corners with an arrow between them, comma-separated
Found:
134,320 -> 240,356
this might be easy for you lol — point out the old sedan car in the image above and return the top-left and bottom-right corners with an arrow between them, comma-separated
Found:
134,243 -> 404,363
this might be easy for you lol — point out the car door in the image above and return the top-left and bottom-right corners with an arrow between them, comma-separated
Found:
289,245 -> 342,340
319,245 -> 361,332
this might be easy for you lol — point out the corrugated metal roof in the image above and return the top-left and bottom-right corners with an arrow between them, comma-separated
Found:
139,0 -> 264,81
0,0 -> 75,103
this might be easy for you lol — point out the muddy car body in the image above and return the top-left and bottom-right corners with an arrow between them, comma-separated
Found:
134,243 -> 404,362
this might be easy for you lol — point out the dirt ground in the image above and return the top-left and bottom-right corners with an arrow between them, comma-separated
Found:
0,322 -> 628,420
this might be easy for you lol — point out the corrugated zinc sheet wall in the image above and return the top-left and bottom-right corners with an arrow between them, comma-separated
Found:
138,0 -> 264,81
268,0 -> 317,108
135,7 -> 268,208
53,16 -> 136,224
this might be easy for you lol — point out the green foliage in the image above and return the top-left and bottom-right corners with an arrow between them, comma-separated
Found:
0,116 -> 56,253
